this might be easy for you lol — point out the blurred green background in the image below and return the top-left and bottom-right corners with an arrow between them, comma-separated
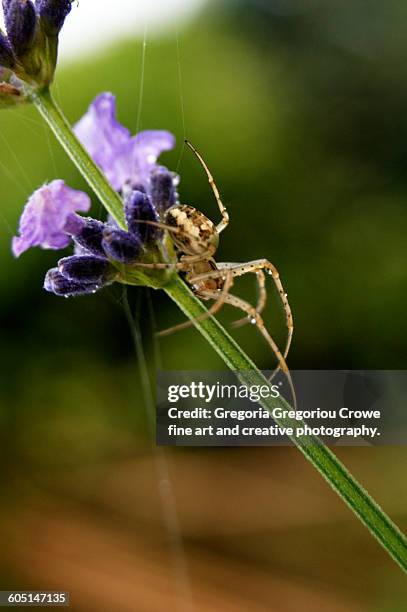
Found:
0,1 -> 406,609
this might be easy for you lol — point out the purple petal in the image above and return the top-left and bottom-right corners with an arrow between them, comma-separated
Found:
12,180 -> 91,257
74,93 -> 131,190
74,93 -> 175,191
63,213 -> 86,236
130,130 -> 176,188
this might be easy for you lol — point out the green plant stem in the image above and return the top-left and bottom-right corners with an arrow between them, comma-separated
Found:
32,86 -> 407,574
166,274 -> 407,572
31,87 -> 126,229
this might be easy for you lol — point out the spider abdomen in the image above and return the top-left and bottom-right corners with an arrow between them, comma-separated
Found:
165,204 -> 219,256
186,259 -> 223,295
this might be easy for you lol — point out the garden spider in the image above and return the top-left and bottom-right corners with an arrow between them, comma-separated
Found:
134,141 -> 294,389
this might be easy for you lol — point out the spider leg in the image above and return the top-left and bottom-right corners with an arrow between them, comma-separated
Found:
199,289 -> 297,410
231,270 -> 267,328
127,261 -> 185,270
132,219 -> 185,235
156,271 -> 234,338
185,140 -> 229,234
206,263 -> 266,328
190,259 -> 293,363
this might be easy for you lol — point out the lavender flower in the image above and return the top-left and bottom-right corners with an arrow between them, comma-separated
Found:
5,0 -> 37,57
101,227 -> 142,264
72,218 -> 106,258
0,0 -> 74,100
125,189 -> 160,243
74,93 -> 176,192
13,107 -> 179,298
58,255 -> 113,285
0,31 -> 15,68
44,267 -> 107,298
150,166 -> 177,213
12,180 -> 91,257
36,0 -> 72,35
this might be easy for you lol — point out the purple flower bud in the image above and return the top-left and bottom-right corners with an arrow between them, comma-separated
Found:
150,167 -> 177,212
0,32 -> 15,68
102,227 -> 141,264
71,217 -> 106,258
58,255 -> 113,285
73,242 -> 90,256
44,267 -> 103,298
125,189 -> 159,243
5,0 -> 37,57
37,0 -> 72,35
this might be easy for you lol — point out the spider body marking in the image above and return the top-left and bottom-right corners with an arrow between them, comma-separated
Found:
165,204 -> 223,294
131,140 -> 295,402
165,205 -> 219,257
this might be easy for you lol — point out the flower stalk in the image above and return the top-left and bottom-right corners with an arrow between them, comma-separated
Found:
31,85 -> 407,574
166,274 -> 407,572
30,87 -> 126,228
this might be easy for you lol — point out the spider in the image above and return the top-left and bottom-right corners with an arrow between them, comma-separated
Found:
133,141 -> 294,384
